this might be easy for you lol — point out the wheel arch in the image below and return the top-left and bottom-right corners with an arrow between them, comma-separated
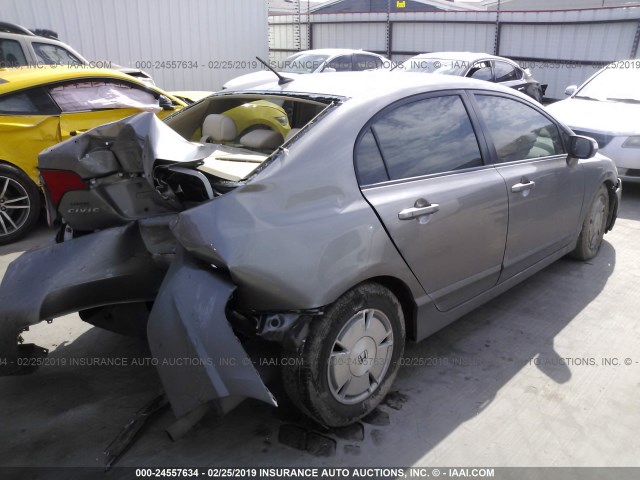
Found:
347,275 -> 418,342
603,178 -> 619,232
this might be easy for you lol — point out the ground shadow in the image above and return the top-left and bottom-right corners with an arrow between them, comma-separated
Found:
0,236 -> 617,468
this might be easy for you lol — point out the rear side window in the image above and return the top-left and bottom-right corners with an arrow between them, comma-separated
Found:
357,95 -> 483,182
0,88 -> 60,115
494,61 -> 519,82
355,129 -> 389,185
0,39 -> 28,67
468,61 -> 492,81
33,42 -> 82,66
474,94 -> 564,163
353,55 -> 383,71
326,55 -> 352,72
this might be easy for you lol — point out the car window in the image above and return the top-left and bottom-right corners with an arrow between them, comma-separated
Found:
48,80 -> 161,113
361,95 -> 483,181
33,42 -> 83,66
474,94 -> 564,163
325,55 -> 352,72
0,88 -> 61,115
353,54 -> 383,71
494,61 -> 519,82
468,61 -> 492,81
280,53 -> 331,73
0,39 -> 28,67
355,129 -> 389,185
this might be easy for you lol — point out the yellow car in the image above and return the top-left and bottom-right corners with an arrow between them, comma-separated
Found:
0,66 -> 186,244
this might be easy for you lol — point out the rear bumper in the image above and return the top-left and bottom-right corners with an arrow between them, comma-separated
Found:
0,223 -> 166,373
148,248 -> 276,418
0,222 -> 275,420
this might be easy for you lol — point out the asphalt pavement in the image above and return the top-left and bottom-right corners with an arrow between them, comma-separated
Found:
1,184 -> 639,469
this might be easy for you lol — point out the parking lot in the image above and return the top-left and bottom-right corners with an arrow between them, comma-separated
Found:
1,183 -> 638,469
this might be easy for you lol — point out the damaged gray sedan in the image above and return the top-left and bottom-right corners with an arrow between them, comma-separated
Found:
0,72 -> 621,429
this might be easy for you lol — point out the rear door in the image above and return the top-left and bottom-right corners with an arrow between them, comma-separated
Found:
470,92 -> 584,281
357,92 -> 509,312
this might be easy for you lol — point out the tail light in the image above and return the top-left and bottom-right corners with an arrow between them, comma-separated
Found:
40,169 -> 88,207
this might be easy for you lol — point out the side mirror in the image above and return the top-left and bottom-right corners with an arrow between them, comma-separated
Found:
322,67 -> 337,73
564,85 -> 577,96
159,95 -> 175,110
567,135 -> 598,166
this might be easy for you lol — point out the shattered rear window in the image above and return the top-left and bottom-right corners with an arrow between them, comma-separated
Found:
164,93 -> 339,182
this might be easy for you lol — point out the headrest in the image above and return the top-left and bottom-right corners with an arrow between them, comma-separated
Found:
201,114 -> 236,142
239,128 -> 283,150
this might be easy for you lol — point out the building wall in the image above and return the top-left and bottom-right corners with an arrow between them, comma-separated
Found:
2,0 -> 269,91
456,0 -> 640,11
271,6 -> 640,98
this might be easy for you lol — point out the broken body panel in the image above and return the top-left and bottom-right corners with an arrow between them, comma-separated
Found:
0,77 -> 621,426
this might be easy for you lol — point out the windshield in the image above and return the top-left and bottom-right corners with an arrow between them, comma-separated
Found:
279,53 -> 331,74
576,67 -> 640,103
401,57 -> 468,76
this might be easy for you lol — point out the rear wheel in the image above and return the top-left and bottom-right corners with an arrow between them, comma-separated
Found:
282,283 -> 405,427
572,184 -> 609,261
0,165 -> 41,245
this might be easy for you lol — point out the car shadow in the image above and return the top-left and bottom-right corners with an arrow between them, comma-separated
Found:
0,241 -> 617,467
0,220 -> 54,257
617,182 -> 640,222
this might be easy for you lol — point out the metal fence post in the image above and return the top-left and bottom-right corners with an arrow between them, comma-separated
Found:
386,0 -> 393,59
494,0 -> 501,55
631,21 -> 640,58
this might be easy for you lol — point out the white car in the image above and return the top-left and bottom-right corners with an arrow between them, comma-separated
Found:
546,60 -> 640,183
222,48 -> 387,90
0,21 -> 155,86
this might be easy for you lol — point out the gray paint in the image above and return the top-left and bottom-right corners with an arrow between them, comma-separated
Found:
147,248 -> 276,419
0,71 -> 621,421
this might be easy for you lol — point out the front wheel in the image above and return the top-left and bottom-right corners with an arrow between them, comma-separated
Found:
0,165 -> 41,245
282,283 -> 405,427
571,184 -> 609,261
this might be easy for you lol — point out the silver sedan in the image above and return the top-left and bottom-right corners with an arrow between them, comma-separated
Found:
0,72 -> 621,430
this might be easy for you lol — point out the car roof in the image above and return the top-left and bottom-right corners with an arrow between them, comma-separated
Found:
0,66 -> 159,95
295,48 -> 385,58
409,52 -> 505,63
245,70 -> 523,101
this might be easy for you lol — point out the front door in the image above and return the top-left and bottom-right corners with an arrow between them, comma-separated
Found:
471,93 -> 584,281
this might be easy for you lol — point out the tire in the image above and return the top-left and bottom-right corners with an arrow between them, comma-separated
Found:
282,283 -> 405,427
0,164 -> 41,245
571,184 -> 609,261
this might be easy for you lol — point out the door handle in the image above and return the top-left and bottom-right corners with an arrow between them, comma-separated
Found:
398,202 -> 440,220
511,181 -> 535,193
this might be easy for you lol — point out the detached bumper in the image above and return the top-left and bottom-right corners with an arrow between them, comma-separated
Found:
0,223 -> 166,374
148,248 -> 276,419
